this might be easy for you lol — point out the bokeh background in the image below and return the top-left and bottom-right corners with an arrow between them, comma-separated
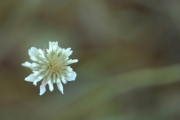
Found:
1,0 -> 180,120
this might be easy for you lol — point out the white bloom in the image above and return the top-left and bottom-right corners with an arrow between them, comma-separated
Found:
22,41 -> 78,95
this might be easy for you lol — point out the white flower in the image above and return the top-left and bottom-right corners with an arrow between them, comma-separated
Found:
22,41 -> 78,95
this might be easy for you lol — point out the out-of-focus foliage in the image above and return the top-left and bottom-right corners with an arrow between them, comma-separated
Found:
0,0 -> 180,120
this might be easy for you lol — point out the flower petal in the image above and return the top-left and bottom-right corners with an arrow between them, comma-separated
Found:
64,48 -> 72,57
33,71 -> 40,76
28,47 -> 39,61
48,41 -> 58,52
61,75 -> 67,84
39,84 -> 46,95
66,71 -> 77,81
22,61 -> 32,68
66,66 -> 73,72
38,49 -> 46,59
52,42 -> 58,51
31,63 -> 39,67
33,76 -> 44,86
25,74 -> 36,82
57,80 -> 64,94
30,56 -> 38,61
29,47 -> 38,57
65,59 -> 78,65
48,82 -> 54,91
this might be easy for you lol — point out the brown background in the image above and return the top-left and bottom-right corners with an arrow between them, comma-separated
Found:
0,0 -> 180,120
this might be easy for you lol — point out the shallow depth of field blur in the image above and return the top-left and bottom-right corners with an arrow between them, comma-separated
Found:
1,0 -> 180,120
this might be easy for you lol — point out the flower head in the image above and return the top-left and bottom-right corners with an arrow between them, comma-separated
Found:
22,41 -> 78,95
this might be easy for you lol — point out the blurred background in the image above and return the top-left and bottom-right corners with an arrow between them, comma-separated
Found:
1,0 -> 180,120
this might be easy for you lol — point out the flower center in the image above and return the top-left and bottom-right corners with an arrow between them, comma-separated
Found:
48,62 -> 62,74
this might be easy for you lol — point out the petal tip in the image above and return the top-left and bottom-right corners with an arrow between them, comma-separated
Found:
39,84 -> 46,95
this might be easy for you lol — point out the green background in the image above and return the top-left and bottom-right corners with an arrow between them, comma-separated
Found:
0,0 -> 180,120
